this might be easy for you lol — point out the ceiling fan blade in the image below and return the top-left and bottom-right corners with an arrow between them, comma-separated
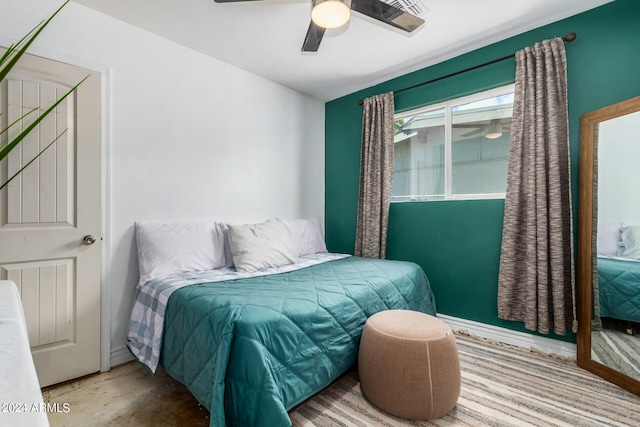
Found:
455,123 -> 484,128
461,128 -> 484,137
302,21 -> 326,52
351,0 -> 424,32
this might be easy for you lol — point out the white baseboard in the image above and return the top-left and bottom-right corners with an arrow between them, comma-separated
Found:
437,314 -> 577,360
110,345 -> 135,368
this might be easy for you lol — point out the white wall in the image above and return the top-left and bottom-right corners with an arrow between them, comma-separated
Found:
598,111 -> 640,225
1,0 -> 325,367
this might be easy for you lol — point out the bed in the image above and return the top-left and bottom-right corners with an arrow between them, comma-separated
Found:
126,219 -> 436,427
597,256 -> 640,324
596,223 -> 640,325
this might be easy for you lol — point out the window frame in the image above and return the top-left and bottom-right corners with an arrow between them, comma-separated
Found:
392,83 -> 515,202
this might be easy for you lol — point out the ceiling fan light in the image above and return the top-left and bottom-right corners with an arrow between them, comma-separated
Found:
311,0 -> 351,29
484,121 -> 503,139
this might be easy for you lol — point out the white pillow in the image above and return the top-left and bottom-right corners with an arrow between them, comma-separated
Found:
228,221 -> 297,273
621,226 -> 640,260
135,221 -> 226,285
277,218 -> 328,257
597,222 -> 623,256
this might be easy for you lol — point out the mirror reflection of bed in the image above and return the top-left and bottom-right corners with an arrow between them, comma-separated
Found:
584,104 -> 640,387
592,246 -> 640,380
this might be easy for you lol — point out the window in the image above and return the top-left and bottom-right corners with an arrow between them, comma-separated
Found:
392,84 -> 514,202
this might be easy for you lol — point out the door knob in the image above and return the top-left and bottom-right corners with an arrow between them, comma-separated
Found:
83,234 -> 97,245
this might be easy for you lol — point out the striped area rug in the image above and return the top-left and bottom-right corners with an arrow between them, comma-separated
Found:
289,333 -> 640,426
592,328 -> 640,382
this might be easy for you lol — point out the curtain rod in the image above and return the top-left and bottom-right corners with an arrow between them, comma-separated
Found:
357,32 -> 577,105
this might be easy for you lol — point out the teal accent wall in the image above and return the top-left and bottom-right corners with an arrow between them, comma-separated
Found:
325,0 -> 640,343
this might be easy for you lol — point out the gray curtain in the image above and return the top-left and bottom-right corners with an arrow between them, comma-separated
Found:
355,92 -> 395,259
497,38 -> 577,335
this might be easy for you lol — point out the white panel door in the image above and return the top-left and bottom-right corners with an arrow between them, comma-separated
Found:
0,53 -> 101,387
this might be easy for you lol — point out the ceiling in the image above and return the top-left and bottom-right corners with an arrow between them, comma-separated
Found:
73,0 -> 612,102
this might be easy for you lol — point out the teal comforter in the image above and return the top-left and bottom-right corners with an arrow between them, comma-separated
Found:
598,256 -> 640,323
159,256 -> 436,427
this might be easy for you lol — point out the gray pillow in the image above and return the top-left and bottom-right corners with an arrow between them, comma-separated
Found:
621,226 -> 640,260
228,221 -> 297,272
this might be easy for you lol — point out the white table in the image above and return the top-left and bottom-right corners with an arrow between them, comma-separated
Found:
0,280 -> 50,427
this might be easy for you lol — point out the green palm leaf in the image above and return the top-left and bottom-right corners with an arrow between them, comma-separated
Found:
0,107 -> 38,147
0,76 -> 87,162
0,1 -> 69,81
0,129 -> 68,192
0,0 -> 86,190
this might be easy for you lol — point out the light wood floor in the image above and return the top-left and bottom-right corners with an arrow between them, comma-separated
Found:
42,362 -> 209,427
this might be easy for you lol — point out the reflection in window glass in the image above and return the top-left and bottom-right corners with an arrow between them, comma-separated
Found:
452,93 -> 513,195
392,108 -> 445,201
392,85 -> 514,201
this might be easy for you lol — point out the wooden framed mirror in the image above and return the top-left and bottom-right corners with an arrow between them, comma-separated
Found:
578,95 -> 640,396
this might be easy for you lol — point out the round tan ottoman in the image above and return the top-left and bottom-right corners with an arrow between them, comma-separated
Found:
358,310 -> 460,420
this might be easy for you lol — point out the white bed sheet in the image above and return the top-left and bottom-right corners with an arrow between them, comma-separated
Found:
0,281 -> 49,427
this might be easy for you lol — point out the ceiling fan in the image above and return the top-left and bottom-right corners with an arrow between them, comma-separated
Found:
459,120 -> 512,139
212,0 -> 425,52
